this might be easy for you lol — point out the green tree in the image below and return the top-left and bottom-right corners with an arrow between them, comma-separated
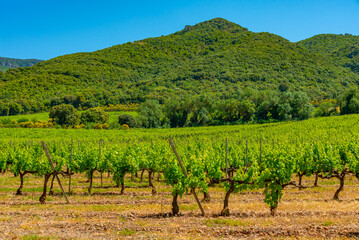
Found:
290,92 -> 314,120
49,104 -> 79,126
136,100 -> 165,128
118,114 -> 136,128
215,99 -> 240,122
256,92 -> 280,121
339,89 -> 359,114
80,107 -> 109,124
8,102 -> 23,115
0,101 -> 9,116
238,99 -> 256,121
313,100 -> 339,117
163,97 -> 192,127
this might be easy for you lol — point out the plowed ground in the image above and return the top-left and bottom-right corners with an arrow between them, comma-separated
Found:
1,172 -> 359,239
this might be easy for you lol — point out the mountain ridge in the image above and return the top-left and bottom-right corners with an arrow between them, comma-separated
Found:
297,34 -> 359,73
0,18 -> 358,105
0,57 -> 43,72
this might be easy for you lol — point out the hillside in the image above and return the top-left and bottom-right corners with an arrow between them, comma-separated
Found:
0,57 -> 42,72
1,18 -> 359,104
297,34 -> 359,73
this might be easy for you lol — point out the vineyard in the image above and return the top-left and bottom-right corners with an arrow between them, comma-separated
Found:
2,136 -> 359,214
1,115 -> 359,239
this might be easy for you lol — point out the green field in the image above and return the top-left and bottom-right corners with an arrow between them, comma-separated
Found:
1,114 -> 359,239
0,114 -> 357,142
0,112 -> 50,122
0,111 -> 137,125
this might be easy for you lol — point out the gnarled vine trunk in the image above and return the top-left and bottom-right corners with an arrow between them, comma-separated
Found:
314,173 -> 319,187
120,180 -> 125,195
172,193 -> 179,216
140,169 -> 145,181
270,206 -> 277,216
16,172 -> 26,195
39,173 -> 52,204
202,191 -> 211,202
88,170 -> 94,195
298,173 -> 304,190
148,170 -> 156,195
270,189 -> 280,216
333,175 -> 345,201
221,182 -> 235,216
49,174 -> 56,195
148,170 -> 153,187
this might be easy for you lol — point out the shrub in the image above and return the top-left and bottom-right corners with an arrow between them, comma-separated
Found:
80,107 -> 109,124
109,122 -> 121,129
85,122 -> 95,129
118,114 -> 136,128
7,120 -> 19,128
19,121 -> 34,128
80,101 -> 100,110
74,124 -> 85,129
17,118 -> 29,123
313,100 -> 339,117
0,118 -> 11,125
93,123 -> 103,129
49,104 -> 79,126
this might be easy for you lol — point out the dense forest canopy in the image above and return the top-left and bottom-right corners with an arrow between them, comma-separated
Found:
0,18 -> 358,108
297,34 -> 359,74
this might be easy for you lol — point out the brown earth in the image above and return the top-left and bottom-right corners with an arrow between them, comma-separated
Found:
0,172 -> 359,239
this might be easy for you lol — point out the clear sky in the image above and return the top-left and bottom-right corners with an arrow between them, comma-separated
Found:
1,0 -> 359,60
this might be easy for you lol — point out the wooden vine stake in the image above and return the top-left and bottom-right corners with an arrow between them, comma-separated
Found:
69,139 -> 73,194
225,138 -> 228,178
99,139 -> 103,188
245,140 -> 248,172
259,138 -> 262,163
41,141 -> 70,204
169,139 -> 205,216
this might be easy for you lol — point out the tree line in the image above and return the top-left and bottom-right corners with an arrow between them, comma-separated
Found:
124,88 -> 359,128
2,88 -> 359,129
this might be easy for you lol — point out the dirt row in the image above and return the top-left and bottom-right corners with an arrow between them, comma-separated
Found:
1,173 -> 359,239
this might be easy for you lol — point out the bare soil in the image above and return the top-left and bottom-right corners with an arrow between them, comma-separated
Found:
1,172 -> 359,239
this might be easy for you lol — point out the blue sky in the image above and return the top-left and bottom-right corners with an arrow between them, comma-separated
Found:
1,0 -> 358,60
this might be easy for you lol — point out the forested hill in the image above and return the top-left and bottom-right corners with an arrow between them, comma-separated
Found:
297,34 -> 359,74
0,57 -> 42,72
1,18 -> 358,104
